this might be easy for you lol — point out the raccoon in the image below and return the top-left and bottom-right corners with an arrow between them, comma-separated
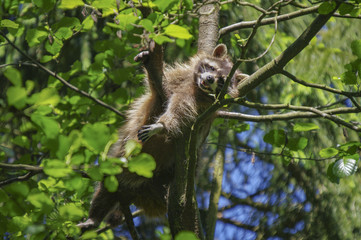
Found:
78,44 -> 248,230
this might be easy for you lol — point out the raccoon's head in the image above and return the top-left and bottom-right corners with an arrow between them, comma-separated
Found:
195,44 -> 248,97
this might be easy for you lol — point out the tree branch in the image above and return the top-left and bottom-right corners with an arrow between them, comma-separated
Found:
0,31 -> 125,118
219,5 -> 319,37
206,129 -> 227,240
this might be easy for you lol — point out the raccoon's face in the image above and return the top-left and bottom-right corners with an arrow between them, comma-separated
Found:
195,58 -> 232,95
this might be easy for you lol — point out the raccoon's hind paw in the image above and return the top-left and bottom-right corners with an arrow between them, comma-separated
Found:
137,123 -> 164,142
134,51 -> 150,62
77,218 -> 98,232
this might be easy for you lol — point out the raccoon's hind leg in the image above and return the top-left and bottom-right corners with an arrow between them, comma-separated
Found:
77,183 -> 119,230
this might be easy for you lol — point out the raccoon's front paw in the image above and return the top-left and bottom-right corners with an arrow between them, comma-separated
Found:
137,123 -> 164,142
134,51 -> 150,62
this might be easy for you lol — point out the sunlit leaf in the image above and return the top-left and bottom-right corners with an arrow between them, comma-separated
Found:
59,203 -> 85,221
6,86 -> 27,109
27,87 -> 60,106
164,25 -> 192,39
82,123 -> 111,153
293,123 -> 319,132
333,158 -> 358,178
104,175 -> 119,192
27,191 -> 54,213
31,114 -> 60,139
43,159 -> 72,177
26,28 -> 48,47
4,67 -> 22,87
319,147 -> 339,158
59,0 -> 84,9
153,0 -> 178,12
0,19 -> 19,29
175,231 -> 199,240
128,153 -> 156,178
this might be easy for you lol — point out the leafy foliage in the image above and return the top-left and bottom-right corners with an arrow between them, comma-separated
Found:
1,0 -> 361,239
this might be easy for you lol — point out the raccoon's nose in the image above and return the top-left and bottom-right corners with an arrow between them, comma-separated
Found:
206,75 -> 214,84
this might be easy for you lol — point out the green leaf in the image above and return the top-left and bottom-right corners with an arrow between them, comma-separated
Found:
12,136 -> 30,149
31,114 -> 60,139
56,135 -> 71,160
59,0 -> 84,9
153,0 -> 178,12
128,153 -> 156,178
332,158 -> 358,177
112,13 -> 139,30
341,70 -> 357,85
140,19 -> 154,32
100,160 -> 122,175
351,40 -> 361,58
318,1 -> 336,15
43,159 -> 72,177
4,67 -> 23,87
81,16 -> 94,32
6,86 -> 27,109
319,147 -> 339,158
87,167 -> 104,181
175,231 -> 199,240
59,203 -> 84,221
26,28 -> 48,47
27,191 -> 54,214
33,0 -> 56,12
338,3 -> 354,16
263,129 -> 286,147
164,25 -> 192,39
151,34 -> 174,45
45,39 -> 63,55
27,87 -> 60,106
124,140 -> 142,158
293,122 -> 319,132
54,27 -> 73,40
0,19 -> 19,29
4,67 -> 22,86
104,175 -> 119,192
327,162 -> 340,184
82,123 -> 111,153
287,137 -> 308,151
6,182 -> 29,197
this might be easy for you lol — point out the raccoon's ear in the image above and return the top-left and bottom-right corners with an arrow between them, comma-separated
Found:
212,44 -> 227,58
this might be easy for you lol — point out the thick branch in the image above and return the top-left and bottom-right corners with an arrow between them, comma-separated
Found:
197,0 -> 220,53
206,129 -> 227,240
0,31 -> 125,118
236,3 -> 340,97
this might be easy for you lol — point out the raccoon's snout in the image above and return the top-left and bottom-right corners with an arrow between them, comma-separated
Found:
206,75 -> 214,84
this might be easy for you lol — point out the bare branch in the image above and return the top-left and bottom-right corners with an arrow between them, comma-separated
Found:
217,106 -> 360,130
219,5 -> 319,36
0,31 -> 125,118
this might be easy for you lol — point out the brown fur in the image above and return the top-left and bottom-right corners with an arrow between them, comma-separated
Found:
78,44 -> 247,230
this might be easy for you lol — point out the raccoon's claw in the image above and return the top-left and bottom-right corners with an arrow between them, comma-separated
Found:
137,123 -> 164,142
134,51 -> 150,62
